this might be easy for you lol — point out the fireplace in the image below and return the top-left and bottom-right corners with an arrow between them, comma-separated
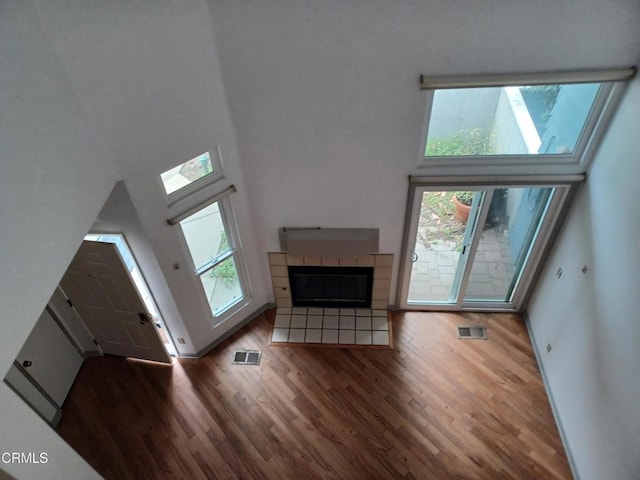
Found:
288,265 -> 374,308
268,252 -> 393,310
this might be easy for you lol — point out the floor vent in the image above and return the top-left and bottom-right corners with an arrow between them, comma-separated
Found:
457,326 -> 487,340
232,350 -> 262,365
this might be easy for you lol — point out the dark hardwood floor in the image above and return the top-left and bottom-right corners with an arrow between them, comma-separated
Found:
56,310 -> 572,479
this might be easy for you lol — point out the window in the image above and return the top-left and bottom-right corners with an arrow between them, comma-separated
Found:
418,68 -> 634,170
160,148 -> 223,201
177,198 -> 246,319
424,83 -> 601,157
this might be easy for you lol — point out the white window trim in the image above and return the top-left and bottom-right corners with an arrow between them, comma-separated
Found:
169,185 -> 252,327
418,67 -> 636,90
417,71 -> 632,174
160,146 -> 225,205
208,196 -> 253,323
166,185 -> 236,225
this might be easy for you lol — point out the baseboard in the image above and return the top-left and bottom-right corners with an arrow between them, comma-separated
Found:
81,350 -> 102,360
50,409 -> 63,428
180,303 -> 275,359
523,309 -> 580,480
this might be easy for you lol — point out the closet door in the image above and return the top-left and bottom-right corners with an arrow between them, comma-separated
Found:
14,309 -> 83,408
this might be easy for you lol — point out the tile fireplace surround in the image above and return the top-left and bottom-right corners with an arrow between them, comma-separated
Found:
268,252 -> 394,346
267,252 -> 393,310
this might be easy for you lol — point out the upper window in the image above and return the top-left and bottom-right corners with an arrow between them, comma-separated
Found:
419,68 -> 636,171
424,83 -> 601,157
160,148 -> 223,201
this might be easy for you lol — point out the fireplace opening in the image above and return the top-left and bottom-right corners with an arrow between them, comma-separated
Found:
288,265 -> 374,308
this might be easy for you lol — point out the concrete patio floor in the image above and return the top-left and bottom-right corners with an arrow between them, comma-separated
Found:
408,226 -> 515,303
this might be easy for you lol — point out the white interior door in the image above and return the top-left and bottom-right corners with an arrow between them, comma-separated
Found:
60,241 -> 171,364
14,309 -> 83,407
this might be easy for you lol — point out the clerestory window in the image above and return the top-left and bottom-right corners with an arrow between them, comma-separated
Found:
160,148 -> 223,202
419,68 -> 635,170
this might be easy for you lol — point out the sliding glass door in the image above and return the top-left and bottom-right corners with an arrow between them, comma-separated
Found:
400,182 -> 570,310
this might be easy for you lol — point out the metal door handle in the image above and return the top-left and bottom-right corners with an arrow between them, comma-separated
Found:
410,251 -> 419,263
22,360 -> 32,368
139,312 -> 151,325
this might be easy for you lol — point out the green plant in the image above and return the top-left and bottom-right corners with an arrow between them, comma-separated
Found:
426,128 -> 493,156
211,258 -> 237,286
520,85 -> 560,110
417,191 -> 466,249
209,231 -> 238,285
455,191 -> 474,206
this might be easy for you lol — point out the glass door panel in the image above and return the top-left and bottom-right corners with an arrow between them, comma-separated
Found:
463,187 -> 554,302
400,182 -> 570,310
407,190 -> 483,304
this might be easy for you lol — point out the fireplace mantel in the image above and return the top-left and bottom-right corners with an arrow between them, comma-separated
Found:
278,228 -> 379,258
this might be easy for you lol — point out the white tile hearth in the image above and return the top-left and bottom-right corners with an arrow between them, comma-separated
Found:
322,329 -> 339,344
270,307 -> 392,348
272,328 -> 289,343
305,329 -> 322,343
306,315 -> 323,329
339,316 -> 356,329
323,316 -> 339,329
288,328 -> 306,343
291,315 -> 307,329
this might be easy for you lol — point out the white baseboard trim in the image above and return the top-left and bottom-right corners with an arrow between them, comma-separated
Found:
180,303 -> 275,359
523,309 -> 579,480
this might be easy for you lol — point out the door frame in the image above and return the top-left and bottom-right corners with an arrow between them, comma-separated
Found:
61,239 -> 171,362
83,232 -> 178,356
397,175 -> 584,311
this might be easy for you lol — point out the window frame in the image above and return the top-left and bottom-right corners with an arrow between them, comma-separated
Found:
175,194 -> 251,323
417,75 -> 629,174
160,146 -> 225,205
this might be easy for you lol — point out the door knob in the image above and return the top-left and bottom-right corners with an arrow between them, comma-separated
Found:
139,312 -> 151,325
22,360 -> 32,368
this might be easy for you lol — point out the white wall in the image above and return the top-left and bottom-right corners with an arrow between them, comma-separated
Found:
90,182 -> 195,355
0,1 -> 117,477
209,0 -> 640,304
2,1 -> 639,478
527,77 -> 640,479
31,0 -> 271,353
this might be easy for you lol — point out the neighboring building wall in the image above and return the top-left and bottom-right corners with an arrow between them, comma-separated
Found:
527,77 -> 640,480
539,83 -> 601,154
428,88 -> 500,139
493,87 -> 541,154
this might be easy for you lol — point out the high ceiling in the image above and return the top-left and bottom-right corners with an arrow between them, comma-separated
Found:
206,0 -> 640,239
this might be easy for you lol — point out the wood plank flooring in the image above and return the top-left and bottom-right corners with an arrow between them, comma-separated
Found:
56,310 -> 572,479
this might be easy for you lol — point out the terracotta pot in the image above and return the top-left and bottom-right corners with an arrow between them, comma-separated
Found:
453,195 -> 471,223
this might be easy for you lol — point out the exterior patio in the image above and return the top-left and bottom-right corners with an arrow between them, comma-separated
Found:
408,216 -> 516,304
